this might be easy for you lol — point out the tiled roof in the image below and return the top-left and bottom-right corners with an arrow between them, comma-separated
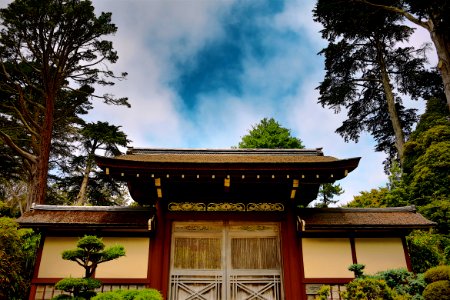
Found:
17,205 -> 434,233
17,205 -> 155,232
100,148 -> 353,164
298,206 -> 435,231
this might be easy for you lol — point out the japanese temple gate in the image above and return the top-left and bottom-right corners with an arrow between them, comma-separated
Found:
18,148 -> 434,300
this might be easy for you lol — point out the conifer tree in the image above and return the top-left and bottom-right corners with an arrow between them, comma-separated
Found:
314,0 -> 431,165
0,0 -> 129,209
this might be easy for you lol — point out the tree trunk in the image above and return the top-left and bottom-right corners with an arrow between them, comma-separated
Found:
428,21 -> 450,111
376,40 -> 405,164
29,93 -> 55,207
75,155 -> 94,206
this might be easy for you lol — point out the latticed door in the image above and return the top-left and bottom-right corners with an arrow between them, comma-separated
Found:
169,222 -> 283,300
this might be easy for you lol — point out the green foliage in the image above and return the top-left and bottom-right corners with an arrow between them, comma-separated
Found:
52,295 -> 81,300
61,235 -> 125,278
239,118 -> 345,205
408,142 -> 450,206
400,97 -> 450,235
68,121 -> 130,206
0,217 -> 40,300
313,0 -> 428,165
0,179 -> 27,217
55,235 -> 125,299
375,268 -> 426,298
238,118 -> 304,149
0,0 -> 129,207
54,278 -> 101,299
421,263 -> 450,300
349,264 -> 366,278
407,231 -> 450,274
315,183 -> 344,208
423,265 -> 450,284
346,188 -> 390,208
314,285 -> 330,300
342,277 -> 397,300
92,289 -> 163,300
422,280 -> 450,300
346,162 -> 409,208
355,0 -> 450,111
419,199 -> 450,234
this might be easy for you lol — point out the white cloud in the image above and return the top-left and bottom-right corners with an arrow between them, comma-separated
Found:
285,71 -> 388,204
90,0 -> 389,204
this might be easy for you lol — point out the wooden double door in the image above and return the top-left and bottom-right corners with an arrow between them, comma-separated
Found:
169,221 -> 284,300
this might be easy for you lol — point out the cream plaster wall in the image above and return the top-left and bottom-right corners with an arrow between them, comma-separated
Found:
38,237 -> 84,278
95,237 -> 150,278
302,238 -> 354,278
355,238 -> 407,274
38,237 -> 150,279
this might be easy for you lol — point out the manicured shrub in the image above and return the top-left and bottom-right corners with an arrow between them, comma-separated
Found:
422,280 -> 450,300
341,277 -> 397,300
314,285 -> 330,300
52,295 -> 85,300
376,268 -> 426,298
0,217 -> 40,300
348,263 -> 366,278
407,231 -> 449,273
54,235 -> 125,299
53,278 -> 101,300
423,265 -> 450,284
92,289 -> 163,300
52,295 -> 75,300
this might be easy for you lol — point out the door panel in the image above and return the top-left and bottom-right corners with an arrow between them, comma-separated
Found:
169,222 -> 283,300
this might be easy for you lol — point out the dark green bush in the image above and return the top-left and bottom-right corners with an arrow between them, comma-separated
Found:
91,289 -> 163,300
52,295 -> 75,300
54,277 -> 101,299
341,277 -> 397,300
0,217 -> 40,300
314,285 -> 330,300
52,295 -> 85,300
422,280 -> 450,300
349,263 -> 366,278
376,268 -> 426,297
407,231 -> 449,273
423,265 -> 450,284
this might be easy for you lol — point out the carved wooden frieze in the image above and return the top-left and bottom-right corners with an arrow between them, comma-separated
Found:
167,202 -> 285,212
247,203 -> 284,211
168,202 -> 206,211
207,202 -> 246,211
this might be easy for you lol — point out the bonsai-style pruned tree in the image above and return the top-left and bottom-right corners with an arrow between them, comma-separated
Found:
54,235 -> 125,299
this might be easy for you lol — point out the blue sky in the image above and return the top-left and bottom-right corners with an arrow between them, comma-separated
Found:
0,0 -> 435,205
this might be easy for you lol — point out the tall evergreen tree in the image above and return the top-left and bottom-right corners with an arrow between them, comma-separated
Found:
74,121 -> 129,206
314,0 -> 430,165
355,0 -> 450,111
0,0 -> 129,210
316,183 -> 344,208
402,97 -> 450,233
238,118 -> 344,206
238,118 -> 304,149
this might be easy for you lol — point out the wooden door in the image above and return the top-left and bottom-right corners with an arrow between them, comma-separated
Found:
169,222 -> 283,300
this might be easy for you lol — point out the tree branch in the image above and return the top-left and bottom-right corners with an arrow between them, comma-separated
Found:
0,131 -> 37,164
355,0 -> 429,30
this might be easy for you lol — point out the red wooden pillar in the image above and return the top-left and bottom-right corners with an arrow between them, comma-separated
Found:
281,207 -> 305,300
28,232 -> 46,300
402,236 -> 413,272
148,201 -> 169,297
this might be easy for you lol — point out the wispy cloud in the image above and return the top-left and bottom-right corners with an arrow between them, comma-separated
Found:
2,0 -> 434,204
88,0 -> 390,203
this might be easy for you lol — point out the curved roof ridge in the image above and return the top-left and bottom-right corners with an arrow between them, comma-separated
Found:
299,205 -> 417,213
31,204 -> 150,212
127,147 -> 325,156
